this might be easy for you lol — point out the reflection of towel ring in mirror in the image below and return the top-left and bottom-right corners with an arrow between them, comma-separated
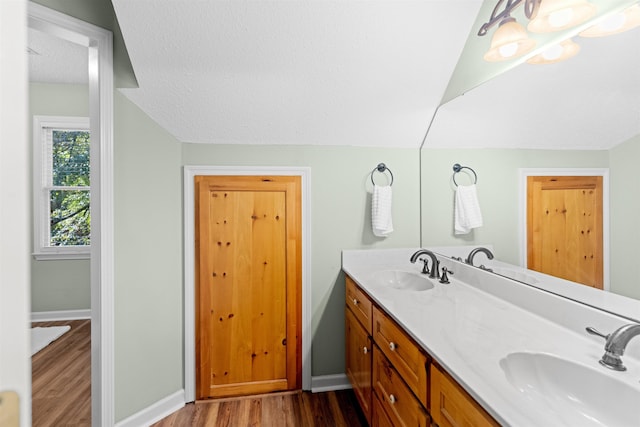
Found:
452,163 -> 477,187
370,163 -> 394,186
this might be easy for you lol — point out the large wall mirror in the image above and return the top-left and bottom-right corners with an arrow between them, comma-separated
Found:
419,0 -> 640,316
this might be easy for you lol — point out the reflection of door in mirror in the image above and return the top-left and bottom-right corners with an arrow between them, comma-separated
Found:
527,176 -> 603,289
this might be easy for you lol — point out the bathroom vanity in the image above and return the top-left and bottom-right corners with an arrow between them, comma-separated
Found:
343,248 -> 640,427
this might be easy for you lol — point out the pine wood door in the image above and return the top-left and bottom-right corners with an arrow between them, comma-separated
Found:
195,175 -> 302,399
527,176 -> 603,289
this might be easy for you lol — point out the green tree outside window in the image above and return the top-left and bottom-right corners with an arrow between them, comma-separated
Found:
49,130 -> 90,246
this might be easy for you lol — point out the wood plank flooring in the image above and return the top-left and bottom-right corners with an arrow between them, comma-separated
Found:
31,319 -> 91,427
31,319 -> 366,426
152,389 -> 368,427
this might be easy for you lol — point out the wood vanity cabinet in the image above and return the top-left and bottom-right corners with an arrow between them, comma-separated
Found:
430,363 -> 499,427
345,274 -> 498,427
345,276 -> 373,424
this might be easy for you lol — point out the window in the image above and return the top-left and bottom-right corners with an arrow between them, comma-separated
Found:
33,116 -> 90,260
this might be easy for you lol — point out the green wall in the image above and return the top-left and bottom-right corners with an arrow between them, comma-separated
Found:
29,82 -> 91,312
113,91 -> 183,421
182,143 -> 421,376
420,148 -> 609,264
610,135 -> 640,299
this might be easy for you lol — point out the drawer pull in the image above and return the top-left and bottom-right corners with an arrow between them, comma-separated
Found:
389,394 -> 396,404
389,342 -> 397,351
363,346 -> 369,354
352,298 -> 358,305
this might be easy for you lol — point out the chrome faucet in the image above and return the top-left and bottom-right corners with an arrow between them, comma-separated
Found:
465,247 -> 494,266
410,249 -> 439,279
586,323 -> 640,371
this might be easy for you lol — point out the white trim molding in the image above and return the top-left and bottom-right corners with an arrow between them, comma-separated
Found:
31,309 -> 91,322
310,374 -> 351,393
28,4 -> 115,427
32,115 -> 91,260
518,168 -> 610,291
183,165 -> 312,403
114,390 -> 185,427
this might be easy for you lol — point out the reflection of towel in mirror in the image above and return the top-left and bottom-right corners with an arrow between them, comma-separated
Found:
454,184 -> 483,235
372,185 -> 393,237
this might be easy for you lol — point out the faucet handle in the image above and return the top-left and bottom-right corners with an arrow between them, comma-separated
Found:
440,267 -> 453,284
586,326 -> 609,340
418,258 -> 430,275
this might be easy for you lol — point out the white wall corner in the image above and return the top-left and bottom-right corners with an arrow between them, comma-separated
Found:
310,374 -> 352,393
31,309 -> 91,322
114,390 -> 185,427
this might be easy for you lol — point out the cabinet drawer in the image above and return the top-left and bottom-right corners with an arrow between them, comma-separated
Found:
373,348 -> 430,427
430,364 -> 499,427
345,308 -> 372,425
372,392 -> 395,427
373,306 -> 428,405
346,275 -> 372,334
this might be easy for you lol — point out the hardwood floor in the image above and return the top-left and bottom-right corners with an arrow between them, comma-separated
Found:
152,390 -> 368,427
31,319 -> 91,427
31,320 -> 366,426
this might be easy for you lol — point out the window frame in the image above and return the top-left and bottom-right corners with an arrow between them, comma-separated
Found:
33,115 -> 91,260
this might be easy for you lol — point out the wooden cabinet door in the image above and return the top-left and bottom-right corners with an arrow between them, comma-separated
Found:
346,275 -> 373,334
372,392 -> 396,427
527,175 -> 603,289
373,349 -> 429,427
196,175 -> 301,399
345,308 -> 372,424
373,306 -> 428,406
430,364 -> 498,427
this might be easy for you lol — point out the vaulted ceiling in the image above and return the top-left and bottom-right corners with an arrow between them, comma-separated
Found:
30,0 -> 640,150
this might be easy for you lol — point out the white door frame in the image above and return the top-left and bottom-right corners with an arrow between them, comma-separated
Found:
28,4 -> 115,426
518,168 -> 610,291
183,166 -> 312,402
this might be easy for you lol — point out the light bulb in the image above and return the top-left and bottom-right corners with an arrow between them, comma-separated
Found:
542,44 -> 563,60
548,8 -> 574,28
499,43 -> 519,58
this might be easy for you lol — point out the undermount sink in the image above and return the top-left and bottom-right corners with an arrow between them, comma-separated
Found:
370,270 -> 434,291
500,352 -> 640,426
490,267 -> 539,285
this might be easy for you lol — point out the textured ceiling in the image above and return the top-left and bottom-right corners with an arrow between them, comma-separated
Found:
112,0 -> 482,147
51,0 -> 637,150
28,27 -> 87,85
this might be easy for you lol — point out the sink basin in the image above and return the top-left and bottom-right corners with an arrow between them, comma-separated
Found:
500,352 -> 640,426
490,267 -> 539,284
370,270 -> 434,291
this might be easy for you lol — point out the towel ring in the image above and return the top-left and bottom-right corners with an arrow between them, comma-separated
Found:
452,163 -> 477,186
370,163 -> 394,186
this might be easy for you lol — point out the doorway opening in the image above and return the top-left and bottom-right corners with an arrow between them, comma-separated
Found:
28,4 -> 114,425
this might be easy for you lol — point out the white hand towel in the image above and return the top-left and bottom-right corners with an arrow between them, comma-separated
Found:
454,184 -> 483,235
372,185 -> 393,237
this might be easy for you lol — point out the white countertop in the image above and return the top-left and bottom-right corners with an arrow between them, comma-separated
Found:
342,248 -> 640,427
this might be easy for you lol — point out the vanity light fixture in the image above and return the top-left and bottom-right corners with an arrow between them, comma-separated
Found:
478,0 -> 597,62
579,3 -> 640,37
526,38 -> 580,64
484,17 -> 537,61
527,0 -> 597,33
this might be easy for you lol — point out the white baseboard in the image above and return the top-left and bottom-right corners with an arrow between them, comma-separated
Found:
31,309 -> 91,322
114,377 -> 348,426
115,389 -> 185,427
311,374 -> 352,393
